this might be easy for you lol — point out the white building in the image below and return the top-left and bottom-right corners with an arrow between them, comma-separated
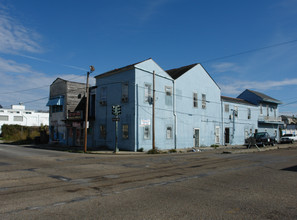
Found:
0,104 -> 49,134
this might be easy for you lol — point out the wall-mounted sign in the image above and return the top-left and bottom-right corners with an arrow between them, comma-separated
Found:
68,111 -> 83,120
140,119 -> 150,127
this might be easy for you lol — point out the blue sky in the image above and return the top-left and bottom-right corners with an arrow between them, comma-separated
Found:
1,0 -> 297,114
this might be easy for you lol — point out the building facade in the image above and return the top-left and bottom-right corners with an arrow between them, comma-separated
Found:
46,78 -> 87,146
0,104 -> 49,134
48,59 -> 283,150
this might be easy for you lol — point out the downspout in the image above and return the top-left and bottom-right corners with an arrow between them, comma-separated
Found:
136,84 -> 139,151
173,80 -> 177,149
221,99 -> 224,146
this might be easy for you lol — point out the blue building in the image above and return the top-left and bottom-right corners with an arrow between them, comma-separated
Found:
48,59 -> 282,150
237,89 -> 283,140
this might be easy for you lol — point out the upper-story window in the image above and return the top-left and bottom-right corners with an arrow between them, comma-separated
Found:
121,83 -> 129,103
225,104 -> 229,112
248,108 -> 251,119
165,86 -> 172,106
144,83 -> 152,103
193,93 -> 198,108
100,87 -> 107,105
260,104 -> 263,115
51,105 -> 63,113
267,105 -> 269,116
234,106 -> 238,117
202,94 -> 206,109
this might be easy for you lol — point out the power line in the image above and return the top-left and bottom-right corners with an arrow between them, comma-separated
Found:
200,38 -> 297,64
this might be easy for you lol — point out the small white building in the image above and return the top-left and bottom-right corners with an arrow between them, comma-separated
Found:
0,104 -> 49,134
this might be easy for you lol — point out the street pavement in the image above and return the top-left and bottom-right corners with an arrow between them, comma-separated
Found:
0,143 -> 296,219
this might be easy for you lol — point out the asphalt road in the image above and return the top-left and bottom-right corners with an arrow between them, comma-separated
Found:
0,143 -> 296,219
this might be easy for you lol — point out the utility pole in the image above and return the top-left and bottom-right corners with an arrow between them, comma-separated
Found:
152,70 -> 155,150
84,65 -> 95,153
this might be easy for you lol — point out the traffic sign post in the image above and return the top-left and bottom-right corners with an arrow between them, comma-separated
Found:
112,105 -> 121,153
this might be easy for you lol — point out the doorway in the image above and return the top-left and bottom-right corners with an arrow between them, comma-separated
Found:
225,127 -> 230,144
193,128 -> 200,147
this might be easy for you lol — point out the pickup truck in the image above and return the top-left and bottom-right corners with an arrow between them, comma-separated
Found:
281,134 -> 297,142
245,132 -> 276,147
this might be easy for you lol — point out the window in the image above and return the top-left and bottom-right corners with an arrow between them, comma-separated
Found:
99,125 -> 106,139
225,104 -> 229,112
165,86 -> 172,106
248,108 -> 251,119
193,93 -> 198,108
122,83 -> 129,103
100,87 -> 107,105
166,126 -> 173,139
202,94 -> 206,109
122,124 -> 129,139
260,104 -> 263,115
51,105 -> 63,113
0,115 -> 8,121
267,106 -> 269,116
215,126 -> 220,144
234,106 -> 238,117
25,112 -> 32,114
14,116 -> 23,122
144,125 -> 150,139
144,83 -> 152,103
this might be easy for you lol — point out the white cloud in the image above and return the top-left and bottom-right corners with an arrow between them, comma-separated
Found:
220,78 -> 297,95
211,62 -> 241,73
140,0 -> 171,22
0,5 -> 42,54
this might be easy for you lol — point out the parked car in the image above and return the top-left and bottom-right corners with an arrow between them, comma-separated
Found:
280,136 -> 293,144
245,132 -> 276,147
282,134 -> 297,142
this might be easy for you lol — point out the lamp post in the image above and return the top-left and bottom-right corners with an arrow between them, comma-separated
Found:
84,65 -> 95,153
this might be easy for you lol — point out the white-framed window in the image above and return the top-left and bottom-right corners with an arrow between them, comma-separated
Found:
144,83 -> 152,103
165,86 -> 172,106
122,124 -> 129,139
121,83 -> 129,103
202,94 -> 206,109
144,125 -> 150,139
225,104 -> 229,112
166,126 -> 173,139
248,108 -> 251,119
215,126 -> 220,144
193,92 -> 198,108
260,104 -> 263,115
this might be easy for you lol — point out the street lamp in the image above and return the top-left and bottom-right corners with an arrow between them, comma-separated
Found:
84,65 -> 95,153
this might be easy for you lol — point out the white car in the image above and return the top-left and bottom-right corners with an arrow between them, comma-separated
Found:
282,134 -> 297,142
